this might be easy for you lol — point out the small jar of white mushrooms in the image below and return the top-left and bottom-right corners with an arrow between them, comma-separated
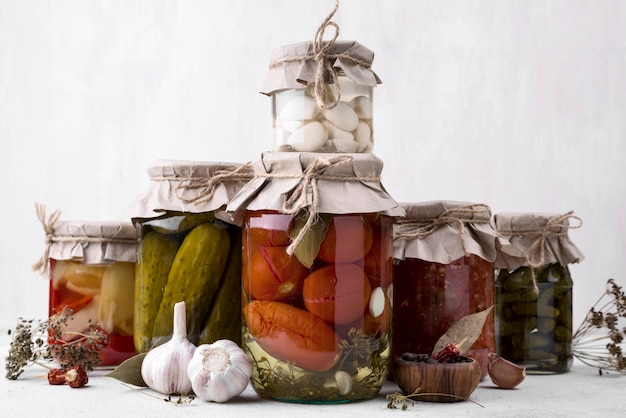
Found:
261,40 -> 381,153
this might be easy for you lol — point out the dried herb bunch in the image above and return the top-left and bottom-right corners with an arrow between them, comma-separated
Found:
572,279 -> 626,374
5,307 -> 109,380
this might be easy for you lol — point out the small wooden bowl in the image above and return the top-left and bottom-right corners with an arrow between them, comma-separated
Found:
393,356 -> 481,403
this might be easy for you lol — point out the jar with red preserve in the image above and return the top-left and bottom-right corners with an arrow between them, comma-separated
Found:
227,152 -> 404,403
392,201 -> 502,380
33,204 -> 137,367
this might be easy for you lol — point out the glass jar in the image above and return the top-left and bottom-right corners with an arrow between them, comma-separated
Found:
129,160 -> 252,352
392,254 -> 495,378
495,264 -> 573,374
392,201 -> 501,380
33,206 -> 138,368
493,211 -> 583,374
242,211 -> 394,403
226,152 -> 404,403
261,40 -> 381,153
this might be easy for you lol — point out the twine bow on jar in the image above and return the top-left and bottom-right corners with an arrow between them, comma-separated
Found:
395,204 -> 492,256
32,202 -> 61,276
173,162 -> 254,206
515,211 -> 583,268
260,154 -> 380,255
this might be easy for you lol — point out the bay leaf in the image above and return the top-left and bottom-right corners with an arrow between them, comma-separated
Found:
289,211 -> 331,268
431,305 -> 494,356
105,352 -> 147,387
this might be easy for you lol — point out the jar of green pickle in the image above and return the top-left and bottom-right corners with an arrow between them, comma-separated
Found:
33,203 -> 138,367
494,211 -> 584,374
392,201 -> 502,380
260,4 -> 381,153
227,152 -> 404,403
129,160 -> 253,353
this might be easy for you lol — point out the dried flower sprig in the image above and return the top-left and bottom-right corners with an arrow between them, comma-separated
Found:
5,307 -> 109,380
572,279 -> 626,374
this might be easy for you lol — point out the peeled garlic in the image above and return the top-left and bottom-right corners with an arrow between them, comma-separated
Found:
141,301 -> 196,395
187,339 -> 252,402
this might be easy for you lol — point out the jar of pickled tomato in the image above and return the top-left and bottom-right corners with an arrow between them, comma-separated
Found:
493,211 -> 584,374
227,152 -> 404,403
33,204 -> 137,367
261,39 -> 381,153
129,160 -> 253,353
392,201 -> 502,379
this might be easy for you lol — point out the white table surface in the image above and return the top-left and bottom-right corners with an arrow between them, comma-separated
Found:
1,328 -> 623,418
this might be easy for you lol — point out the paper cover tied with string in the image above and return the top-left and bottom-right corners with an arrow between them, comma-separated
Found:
493,211 -> 584,271
128,159 -> 254,226
392,200 -> 503,264
227,152 -> 404,258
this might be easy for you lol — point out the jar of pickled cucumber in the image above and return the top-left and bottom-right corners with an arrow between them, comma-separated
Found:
493,211 -> 584,374
227,152 -> 404,403
392,201 -> 502,380
33,204 -> 138,367
129,160 -> 253,353
261,37 -> 381,153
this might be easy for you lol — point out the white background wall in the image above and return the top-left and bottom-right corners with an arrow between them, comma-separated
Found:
1,0 -> 624,333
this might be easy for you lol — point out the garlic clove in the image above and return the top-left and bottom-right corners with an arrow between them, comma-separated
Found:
488,353 -> 526,389
335,371 -> 353,395
141,301 -> 196,395
187,339 -> 253,403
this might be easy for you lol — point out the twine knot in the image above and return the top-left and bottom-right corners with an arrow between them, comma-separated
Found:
175,162 -> 254,205
282,154 -> 355,255
520,211 -> 582,268
32,202 -> 61,276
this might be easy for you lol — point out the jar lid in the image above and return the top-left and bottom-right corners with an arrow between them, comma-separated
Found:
393,200 -> 501,263
128,159 -> 254,224
33,203 -> 137,274
493,211 -> 584,270
261,40 -> 382,96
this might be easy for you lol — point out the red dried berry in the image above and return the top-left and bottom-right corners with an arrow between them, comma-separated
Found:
47,368 -> 66,385
64,366 -> 88,388
432,343 -> 461,363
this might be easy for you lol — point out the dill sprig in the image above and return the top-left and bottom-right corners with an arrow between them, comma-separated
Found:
572,278 -> 626,374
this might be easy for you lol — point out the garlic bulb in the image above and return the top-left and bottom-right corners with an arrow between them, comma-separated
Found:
141,301 -> 196,395
187,339 -> 252,402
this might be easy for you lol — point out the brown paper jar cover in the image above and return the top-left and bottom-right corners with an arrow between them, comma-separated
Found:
261,40 -> 382,96
392,200 -> 502,264
129,159 -> 254,225
47,220 -> 137,264
227,152 -> 404,222
493,211 -> 584,270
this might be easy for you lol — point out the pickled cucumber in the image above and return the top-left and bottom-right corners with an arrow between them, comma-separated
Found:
151,222 -> 231,346
134,232 -> 180,352
198,229 -> 242,346
495,263 -> 573,373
